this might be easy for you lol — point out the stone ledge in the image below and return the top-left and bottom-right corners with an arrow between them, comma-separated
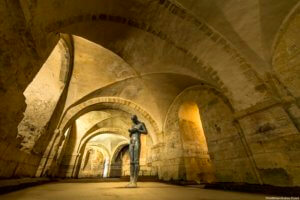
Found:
0,178 -> 51,194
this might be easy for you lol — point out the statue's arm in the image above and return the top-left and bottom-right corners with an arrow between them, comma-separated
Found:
139,123 -> 148,134
129,127 -> 138,133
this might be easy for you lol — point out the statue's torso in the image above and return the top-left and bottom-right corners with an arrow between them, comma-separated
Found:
130,123 -> 143,143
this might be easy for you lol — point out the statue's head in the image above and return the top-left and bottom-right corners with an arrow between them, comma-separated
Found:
131,115 -> 139,124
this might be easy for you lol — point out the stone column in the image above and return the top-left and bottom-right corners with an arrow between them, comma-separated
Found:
36,129 -> 61,177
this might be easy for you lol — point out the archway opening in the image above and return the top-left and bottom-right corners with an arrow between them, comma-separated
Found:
178,101 -> 215,183
78,133 -> 129,178
110,145 -> 130,178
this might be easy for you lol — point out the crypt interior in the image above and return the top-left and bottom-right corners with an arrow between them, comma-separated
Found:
0,0 -> 300,199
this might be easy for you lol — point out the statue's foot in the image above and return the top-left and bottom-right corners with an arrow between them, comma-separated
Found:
126,182 -> 137,188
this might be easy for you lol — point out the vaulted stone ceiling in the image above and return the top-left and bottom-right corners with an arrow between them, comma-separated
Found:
0,0 -> 299,189
19,0 -> 299,111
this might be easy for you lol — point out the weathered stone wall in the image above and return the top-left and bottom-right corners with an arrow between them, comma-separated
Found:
273,12 -> 300,131
178,102 -> 215,183
273,13 -> 300,99
0,1 -> 60,178
238,105 -> 300,186
0,35 -> 72,179
161,86 -> 259,184
159,85 -> 300,187
17,39 -> 68,153
79,146 -> 105,178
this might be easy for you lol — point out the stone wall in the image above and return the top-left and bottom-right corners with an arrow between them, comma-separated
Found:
238,105 -> 300,186
273,12 -> 300,131
17,39 -> 68,153
159,84 -> 300,187
178,102 -> 215,183
0,1 -> 59,178
161,86 -> 259,184
79,147 -> 105,178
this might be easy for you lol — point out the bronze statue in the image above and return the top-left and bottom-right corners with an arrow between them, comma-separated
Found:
127,115 -> 147,187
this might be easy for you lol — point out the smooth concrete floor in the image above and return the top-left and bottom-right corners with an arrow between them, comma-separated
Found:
0,182 -> 267,200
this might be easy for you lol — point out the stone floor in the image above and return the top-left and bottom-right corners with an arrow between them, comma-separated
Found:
0,182 -> 267,200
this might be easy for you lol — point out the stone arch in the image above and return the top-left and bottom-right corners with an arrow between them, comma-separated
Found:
17,37 -> 72,153
164,84 -> 234,129
81,115 -> 131,141
58,97 -> 160,144
45,14 -> 225,89
272,8 -> 300,98
34,0 -> 269,110
272,2 -> 300,56
78,128 -> 129,156
42,0 -> 256,77
111,142 -> 130,164
73,128 -> 129,178
161,85 -> 260,183
74,126 -> 152,178
58,105 -> 154,178
57,36 -> 72,84
110,141 -> 130,177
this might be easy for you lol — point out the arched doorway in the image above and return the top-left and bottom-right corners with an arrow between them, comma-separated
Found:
178,101 -> 215,183
110,145 -> 130,178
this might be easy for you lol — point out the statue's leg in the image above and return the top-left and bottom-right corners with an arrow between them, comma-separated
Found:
129,143 -> 135,184
133,142 -> 141,183
130,164 -> 135,184
134,164 -> 140,183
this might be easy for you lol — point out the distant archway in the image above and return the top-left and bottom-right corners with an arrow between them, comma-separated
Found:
58,97 -> 160,144
110,144 -> 130,178
75,131 -> 128,178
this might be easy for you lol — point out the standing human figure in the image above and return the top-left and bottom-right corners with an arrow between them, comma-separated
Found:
127,115 -> 147,187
